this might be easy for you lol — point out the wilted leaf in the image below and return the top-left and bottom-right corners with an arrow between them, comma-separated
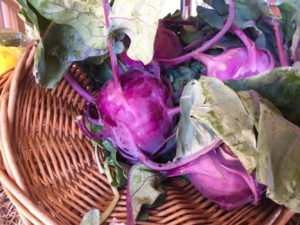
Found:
80,209 -> 100,225
227,67 -> 300,126
176,79 -> 217,160
127,164 -> 165,223
256,99 -> 300,212
34,23 -> 106,88
28,0 -> 164,64
190,77 -> 257,172
110,0 -> 163,64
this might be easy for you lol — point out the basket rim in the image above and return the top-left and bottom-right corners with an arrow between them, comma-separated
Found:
0,45 -> 59,225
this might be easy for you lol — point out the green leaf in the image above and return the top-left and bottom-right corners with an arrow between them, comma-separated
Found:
197,0 -> 269,30
256,99 -> 300,212
278,2 -> 297,43
226,67 -> 300,126
166,64 -> 203,104
176,80 -> 217,160
237,90 -> 261,130
190,77 -> 257,172
278,1 -> 300,61
80,209 -> 100,225
28,0 -> 107,49
128,164 -> 166,222
102,140 -> 128,188
196,0 -> 279,62
28,0 -> 164,64
110,0 -> 163,64
17,0 -> 42,39
34,23 -> 106,88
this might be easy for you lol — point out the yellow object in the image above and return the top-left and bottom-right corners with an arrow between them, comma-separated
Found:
0,46 -> 22,75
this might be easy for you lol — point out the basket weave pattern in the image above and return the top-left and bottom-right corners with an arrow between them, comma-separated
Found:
0,46 -> 297,225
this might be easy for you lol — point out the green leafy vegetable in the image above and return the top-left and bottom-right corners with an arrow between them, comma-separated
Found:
256,99 -> 300,212
227,67 -> 300,126
23,0 -> 164,87
277,1 -> 300,60
127,164 -> 165,223
80,209 -> 100,225
34,23 -> 106,88
95,140 -> 128,188
28,0 -> 107,49
237,90 -> 261,129
17,0 -> 45,39
166,64 -> 203,103
176,79 -> 217,160
190,77 -> 257,172
110,0 -> 164,64
196,0 -> 278,60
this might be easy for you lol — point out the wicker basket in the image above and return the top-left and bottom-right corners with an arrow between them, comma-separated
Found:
0,45 -> 297,225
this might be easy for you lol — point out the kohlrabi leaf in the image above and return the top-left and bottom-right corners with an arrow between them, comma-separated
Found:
80,209 -> 100,225
278,2 -> 298,44
34,23 -> 106,88
28,0 -> 163,64
176,80 -> 217,160
102,140 -> 128,188
256,99 -> 300,213
110,0 -> 163,64
237,90 -> 261,130
197,0 -> 266,30
127,164 -> 165,224
226,67 -> 300,126
277,1 -> 300,61
196,0 -> 278,61
190,77 -> 257,172
17,0 -> 50,39
166,65 -> 203,104
28,0 -> 107,49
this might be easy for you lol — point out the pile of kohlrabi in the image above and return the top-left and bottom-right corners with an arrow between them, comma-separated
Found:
19,0 -> 300,224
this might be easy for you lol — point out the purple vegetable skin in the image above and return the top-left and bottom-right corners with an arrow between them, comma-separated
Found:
66,0 -> 180,163
164,144 -> 263,210
97,69 -> 179,161
119,51 -> 161,77
159,25 -> 275,80
153,23 -> 183,59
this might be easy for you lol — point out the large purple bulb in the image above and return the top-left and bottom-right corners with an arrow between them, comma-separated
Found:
164,144 -> 263,210
97,70 -> 177,161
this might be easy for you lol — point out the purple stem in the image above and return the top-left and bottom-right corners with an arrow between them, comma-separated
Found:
157,0 -> 235,68
64,72 -> 94,103
103,0 -> 121,89
293,37 -> 300,62
167,106 -> 181,117
183,31 -> 218,53
231,24 -> 257,76
161,19 -> 197,27
137,138 -> 223,171
118,148 -> 139,164
77,118 -> 103,140
151,132 -> 177,156
270,20 -> 289,66
192,52 -> 214,67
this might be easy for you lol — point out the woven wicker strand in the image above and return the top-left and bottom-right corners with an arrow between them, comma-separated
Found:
0,45 -> 297,225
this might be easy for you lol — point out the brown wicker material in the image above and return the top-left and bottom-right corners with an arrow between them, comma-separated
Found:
0,45 -> 297,225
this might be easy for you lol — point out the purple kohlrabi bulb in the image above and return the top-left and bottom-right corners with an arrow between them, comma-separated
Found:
97,70 -> 179,162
